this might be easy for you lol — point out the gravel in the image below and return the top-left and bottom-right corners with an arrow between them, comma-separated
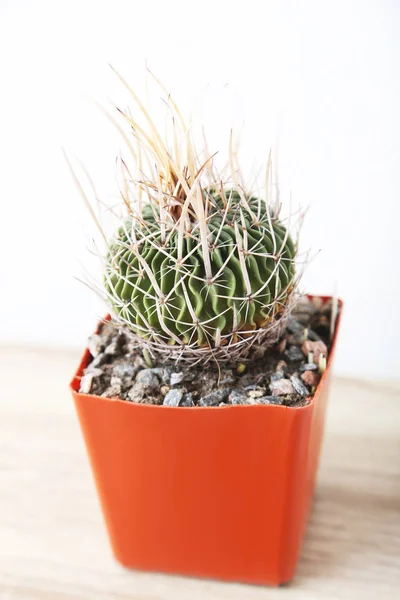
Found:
163,389 -> 183,407
78,297 -> 336,407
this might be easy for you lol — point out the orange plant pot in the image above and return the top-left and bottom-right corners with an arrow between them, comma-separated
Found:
70,296 -> 342,586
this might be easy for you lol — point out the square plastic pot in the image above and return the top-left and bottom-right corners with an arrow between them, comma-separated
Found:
70,295 -> 342,586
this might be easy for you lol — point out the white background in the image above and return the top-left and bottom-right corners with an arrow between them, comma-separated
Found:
0,0 -> 398,380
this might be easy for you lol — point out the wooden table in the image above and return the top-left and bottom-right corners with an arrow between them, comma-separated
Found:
1,346 -> 399,599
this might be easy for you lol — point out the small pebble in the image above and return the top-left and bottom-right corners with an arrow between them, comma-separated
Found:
112,361 -> 137,378
80,373 -> 94,394
258,396 -> 284,405
220,376 -> 236,386
88,334 -> 103,357
229,390 -> 248,404
136,369 -> 160,389
180,393 -> 195,407
79,368 -> 103,394
284,346 -> 304,361
271,371 -> 285,382
301,370 -> 320,388
86,353 -> 108,370
282,394 -> 307,407
169,370 -> 196,386
290,375 -> 310,396
163,389 -> 183,407
101,380 -> 122,398
199,389 -> 230,406
244,383 -> 258,391
104,341 -> 119,355
299,362 -> 318,372
127,383 -> 146,402
269,379 -> 295,396
170,372 -> 185,386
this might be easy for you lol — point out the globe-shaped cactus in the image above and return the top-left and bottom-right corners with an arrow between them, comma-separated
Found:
77,71 -> 299,364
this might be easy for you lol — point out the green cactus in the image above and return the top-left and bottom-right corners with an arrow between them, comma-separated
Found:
105,190 -> 296,350
76,71 -> 299,364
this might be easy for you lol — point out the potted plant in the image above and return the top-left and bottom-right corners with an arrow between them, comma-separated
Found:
69,73 -> 342,586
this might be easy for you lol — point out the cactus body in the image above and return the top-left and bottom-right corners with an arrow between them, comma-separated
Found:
105,189 -> 297,362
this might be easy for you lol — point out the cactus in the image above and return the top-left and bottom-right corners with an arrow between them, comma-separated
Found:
73,71 -> 300,365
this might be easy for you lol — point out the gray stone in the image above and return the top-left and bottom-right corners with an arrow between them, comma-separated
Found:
104,341 -> 119,355
258,396 -> 284,405
169,372 -> 183,386
199,388 -> 230,406
169,371 -> 194,386
163,389 -> 183,407
136,369 -> 160,389
128,383 -> 146,402
112,361 -> 138,379
229,390 -> 248,405
170,370 -> 197,386
180,393 -> 195,407
220,376 -> 236,386
150,366 -> 174,384
100,322 -> 118,339
269,378 -> 295,396
244,383 -> 258,391
101,379 -> 122,398
282,394 -> 308,407
271,371 -> 285,382
79,372 -> 96,394
290,376 -> 310,396
88,334 -> 103,357
284,346 -> 304,361
299,362 -> 318,372
85,354 -> 108,370
219,370 -> 235,385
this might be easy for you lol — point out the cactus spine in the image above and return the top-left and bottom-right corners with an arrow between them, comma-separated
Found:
79,72 -> 300,365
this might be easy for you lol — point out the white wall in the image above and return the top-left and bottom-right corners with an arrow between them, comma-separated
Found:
0,0 -> 398,380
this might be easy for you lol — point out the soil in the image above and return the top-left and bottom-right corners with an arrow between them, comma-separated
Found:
79,296 -> 338,408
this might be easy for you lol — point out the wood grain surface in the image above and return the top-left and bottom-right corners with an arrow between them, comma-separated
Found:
1,346 -> 399,599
